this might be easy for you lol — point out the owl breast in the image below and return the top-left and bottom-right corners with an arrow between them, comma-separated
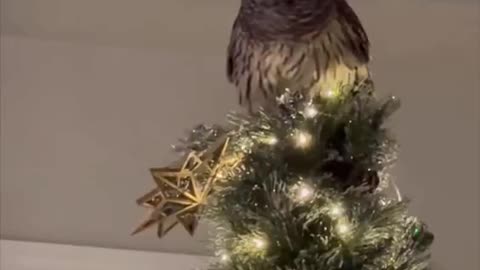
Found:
227,1 -> 370,110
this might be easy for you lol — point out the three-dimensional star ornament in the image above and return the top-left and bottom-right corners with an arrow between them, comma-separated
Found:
132,137 -> 230,238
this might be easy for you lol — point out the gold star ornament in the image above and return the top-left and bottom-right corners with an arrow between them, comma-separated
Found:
132,137 -> 232,238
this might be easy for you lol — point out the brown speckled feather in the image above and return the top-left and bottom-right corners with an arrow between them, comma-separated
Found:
227,0 -> 370,110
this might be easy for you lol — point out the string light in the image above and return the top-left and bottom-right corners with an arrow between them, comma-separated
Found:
329,203 -> 344,217
298,186 -> 313,200
304,105 -> 318,118
327,202 -> 351,238
293,130 -> 312,149
321,88 -> 339,99
220,253 -> 230,262
263,135 -> 278,145
296,183 -> 314,202
252,237 -> 267,249
336,220 -> 351,236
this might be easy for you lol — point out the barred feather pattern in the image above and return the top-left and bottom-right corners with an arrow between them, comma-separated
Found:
227,0 -> 371,111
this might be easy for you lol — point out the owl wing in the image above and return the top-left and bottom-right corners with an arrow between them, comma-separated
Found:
335,0 -> 370,66
226,18 -> 262,107
226,19 -> 238,84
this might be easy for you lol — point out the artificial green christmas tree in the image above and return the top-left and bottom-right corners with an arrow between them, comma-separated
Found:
134,85 -> 433,270
202,87 -> 434,270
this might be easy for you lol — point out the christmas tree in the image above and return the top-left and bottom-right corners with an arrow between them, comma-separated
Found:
204,87 -> 434,270
132,1 -> 434,269
133,85 -> 433,270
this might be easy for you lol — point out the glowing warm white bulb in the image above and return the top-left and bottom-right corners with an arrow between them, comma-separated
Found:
264,135 -> 278,145
329,204 -> 344,217
220,253 -> 230,262
325,89 -> 334,97
253,238 -> 266,249
297,185 -> 314,201
294,130 -> 312,149
323,88 -> 337,98
304,105 -> 318,118
336,221 -> 351,236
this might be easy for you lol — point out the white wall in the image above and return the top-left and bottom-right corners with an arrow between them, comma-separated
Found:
1,0 -> 479,269
0,35 -> 236,255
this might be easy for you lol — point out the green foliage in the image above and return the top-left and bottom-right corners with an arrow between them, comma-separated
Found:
176,86 -> 433,270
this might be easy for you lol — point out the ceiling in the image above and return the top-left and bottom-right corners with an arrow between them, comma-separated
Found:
1,0 -> 479,269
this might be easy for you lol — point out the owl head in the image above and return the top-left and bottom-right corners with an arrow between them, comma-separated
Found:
241,0 -> 335,10
238,0 -> 336,39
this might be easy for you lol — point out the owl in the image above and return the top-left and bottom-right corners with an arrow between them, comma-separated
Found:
227,0 -> 371,111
